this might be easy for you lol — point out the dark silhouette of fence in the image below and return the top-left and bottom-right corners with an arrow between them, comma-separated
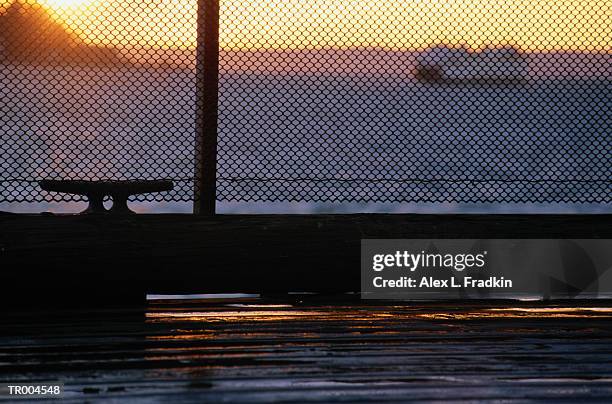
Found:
1,0 -> 610,212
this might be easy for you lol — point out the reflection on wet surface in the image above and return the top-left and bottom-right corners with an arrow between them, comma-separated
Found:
2,299 -> 612,402
147,304 -> 612,324
147,310 -> 328,322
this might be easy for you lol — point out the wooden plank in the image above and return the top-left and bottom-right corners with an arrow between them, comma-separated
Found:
0,214 -> 610,303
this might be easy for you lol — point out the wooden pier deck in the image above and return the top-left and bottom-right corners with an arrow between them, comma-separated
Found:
2,298 -> 612,402
1,214 -> 610,304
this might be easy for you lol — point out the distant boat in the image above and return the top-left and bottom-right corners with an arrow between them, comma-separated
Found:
414,46 -> 528,84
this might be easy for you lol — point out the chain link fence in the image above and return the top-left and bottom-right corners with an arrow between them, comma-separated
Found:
1,0 -> 610,206
1,0 -> 197,203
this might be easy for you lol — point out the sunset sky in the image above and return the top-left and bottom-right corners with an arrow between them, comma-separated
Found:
1,0 -> 609,51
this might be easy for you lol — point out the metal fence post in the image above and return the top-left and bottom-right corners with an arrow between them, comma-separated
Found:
194,0 -> 220,215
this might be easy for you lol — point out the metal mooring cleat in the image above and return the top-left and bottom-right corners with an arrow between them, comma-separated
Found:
39,180 -> 173,214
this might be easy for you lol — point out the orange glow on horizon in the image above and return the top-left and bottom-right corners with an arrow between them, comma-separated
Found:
43,0 -> 89,8
1,0 -> 609,52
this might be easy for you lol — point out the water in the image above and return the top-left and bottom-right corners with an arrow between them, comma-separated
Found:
1,62 -> 610,214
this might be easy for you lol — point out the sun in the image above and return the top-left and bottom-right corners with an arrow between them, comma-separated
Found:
40,0 -> 89,10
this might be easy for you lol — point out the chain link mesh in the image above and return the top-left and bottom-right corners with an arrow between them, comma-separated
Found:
1,0 -> 610,205
217,0 -> 610,203
1,0 -> 197,202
